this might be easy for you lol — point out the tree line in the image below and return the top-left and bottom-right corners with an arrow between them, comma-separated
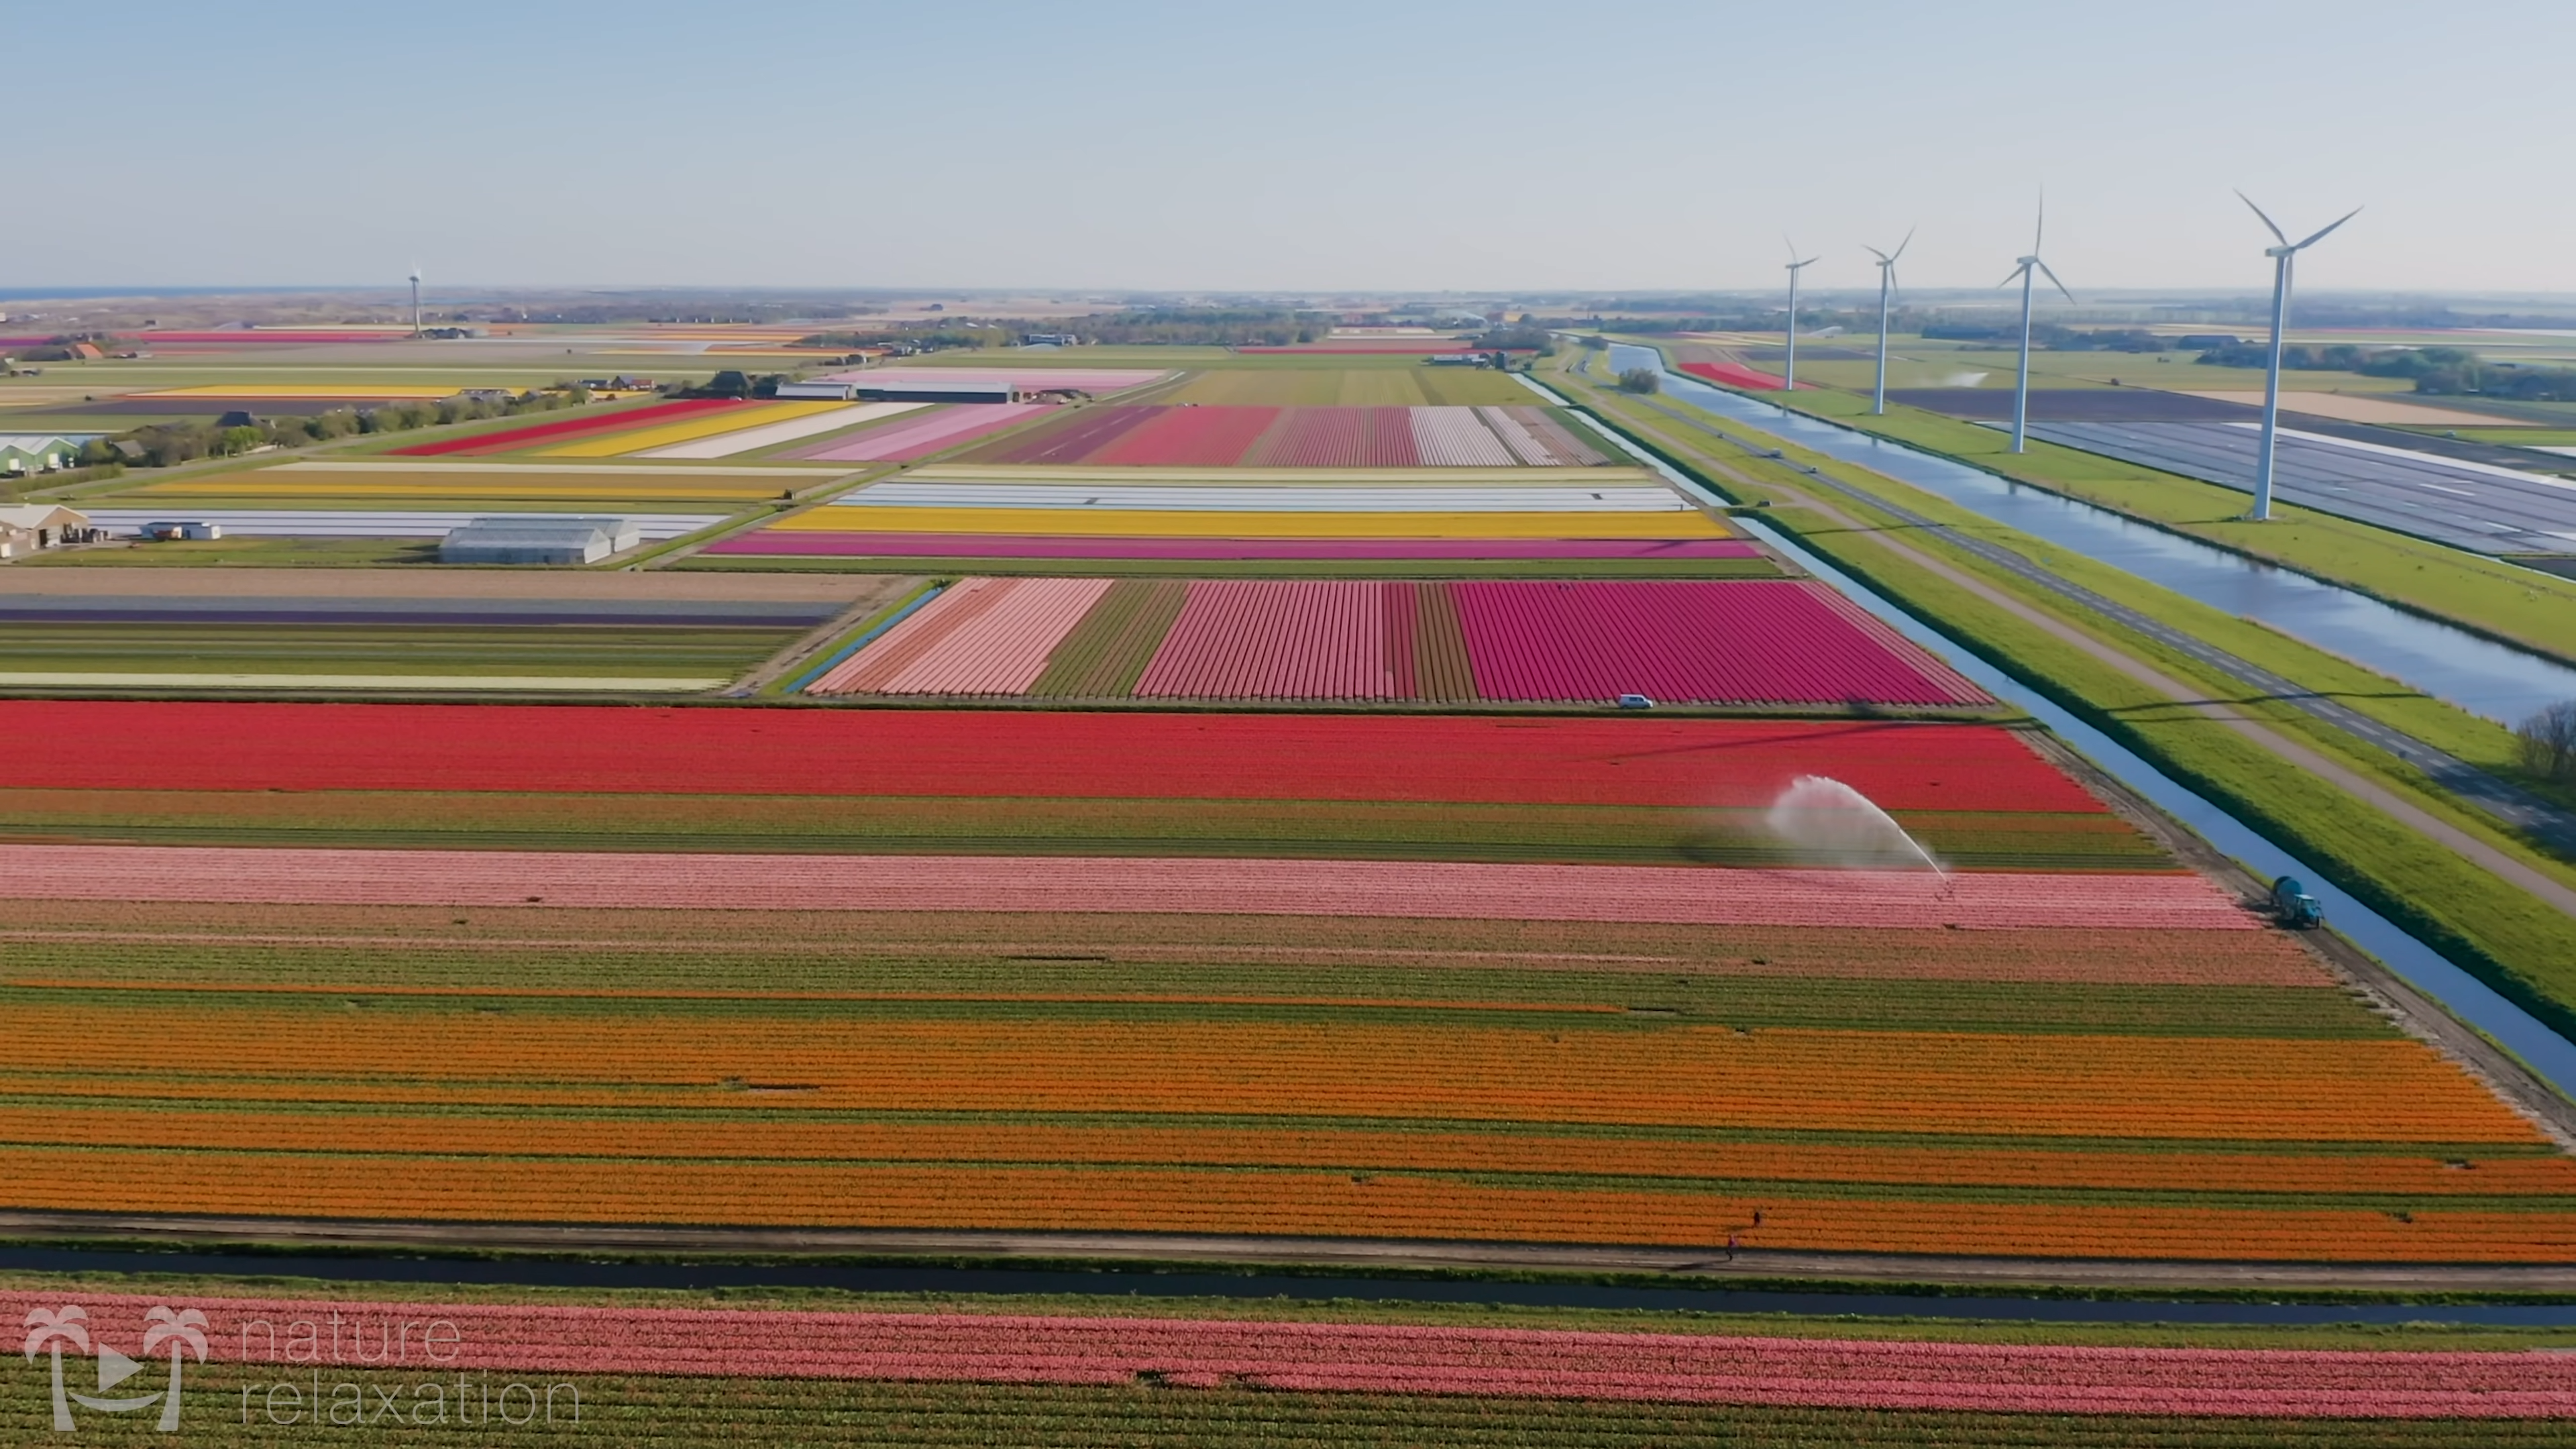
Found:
84,387 -> 593,469
2193,343 -> 2576,401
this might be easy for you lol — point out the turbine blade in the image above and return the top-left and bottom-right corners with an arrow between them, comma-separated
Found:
1864,246 -> 1891,263
2235,189 -> 2288,246
2035,258 -> 2074,303
2294,205 -> 2363,250
2033,191 -> 2045,252
1998,263 -> 2029,288
1890,226 -> 1915,262
1784,233 -> 1801,260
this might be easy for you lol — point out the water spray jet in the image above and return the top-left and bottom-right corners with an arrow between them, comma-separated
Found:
1765,775 -> 1948,889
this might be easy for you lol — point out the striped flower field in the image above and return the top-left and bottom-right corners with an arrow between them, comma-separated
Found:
804,578 -> 1990,706
8,1292 -> 2571,1419
964,405 -> 1611,467
791,404 -> 1058,462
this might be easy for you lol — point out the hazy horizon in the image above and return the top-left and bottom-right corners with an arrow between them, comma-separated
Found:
19,0 -> 2571,295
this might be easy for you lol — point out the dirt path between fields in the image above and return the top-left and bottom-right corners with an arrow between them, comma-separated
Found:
3,1211 -> 2567,1294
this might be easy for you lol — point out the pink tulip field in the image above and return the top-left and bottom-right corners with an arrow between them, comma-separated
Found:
5,1291 -> 2567,1419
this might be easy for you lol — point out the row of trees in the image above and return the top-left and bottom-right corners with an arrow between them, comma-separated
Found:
83,387 -> 592,469
1062,309 -> 1321,346
2193,342 -> 2576,400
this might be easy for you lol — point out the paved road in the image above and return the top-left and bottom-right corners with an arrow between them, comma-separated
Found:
2027,419 -> 2576,555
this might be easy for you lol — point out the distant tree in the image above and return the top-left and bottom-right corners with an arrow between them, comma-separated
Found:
1616,368 -> 1660,394
307,408 -> 361,440
2518,701 -> 2576,783
704,370 -> 753,399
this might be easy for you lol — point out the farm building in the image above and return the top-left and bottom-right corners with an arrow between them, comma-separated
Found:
139,520 -> 222,541
0,503 -> 92,558
780,378 -> 1020,403
439,516 -> 641,566
775,380 -> 863,400
0,435 -> 87,474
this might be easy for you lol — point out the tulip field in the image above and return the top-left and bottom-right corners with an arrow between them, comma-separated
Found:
800,576 -> 1992,706
0,702 -> 2166,867
701,455 -> 1786,573
11,346 -> 2576,1440
7,1290 -> 2573,1423
961,405 -> 1612,467
1,691 -> 2572,1274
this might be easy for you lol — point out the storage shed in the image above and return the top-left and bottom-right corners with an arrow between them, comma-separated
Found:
438,516 -> 641,566
0,503 -> 93,558
0,435 -> 87,474
140,519 -> 222,541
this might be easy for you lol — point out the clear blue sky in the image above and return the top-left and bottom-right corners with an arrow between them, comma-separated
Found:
17,1 -> 2571,295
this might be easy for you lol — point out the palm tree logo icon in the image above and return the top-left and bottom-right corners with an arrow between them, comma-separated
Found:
141,1307 -> 209,1431
23,1303 -> 206,1432
22,1305 -> 89,1433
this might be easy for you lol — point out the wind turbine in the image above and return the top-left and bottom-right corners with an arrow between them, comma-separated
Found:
1865,228 -> 1913,415
408,265 -> 423,337
2238,192 -> 2361,521
2000,197 -> 2072,453
1780,239 -> 1820,390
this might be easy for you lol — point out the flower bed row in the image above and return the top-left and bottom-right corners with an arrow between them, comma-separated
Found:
965,407 -> 1603,469
9,1293 -> 2569,1415
702,533 -> 1766,559
0,703 -> 2098,809
388,398 -> 739,456
797,578 -> 1988,706
0,847 -> 2235,927
791,404 -> 1055,462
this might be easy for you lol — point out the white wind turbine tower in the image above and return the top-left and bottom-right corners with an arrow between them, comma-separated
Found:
1865,228 -> 1913,415
1780,239 -> 1820,390
409,265 -> 423,337
1999,197 -> 2072,453
2237,191 -> 2361,520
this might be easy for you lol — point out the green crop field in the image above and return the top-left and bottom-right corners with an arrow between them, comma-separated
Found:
10,1366 -> 2567,1448
0,786 -> 2130,863
0,621 -> 798,681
